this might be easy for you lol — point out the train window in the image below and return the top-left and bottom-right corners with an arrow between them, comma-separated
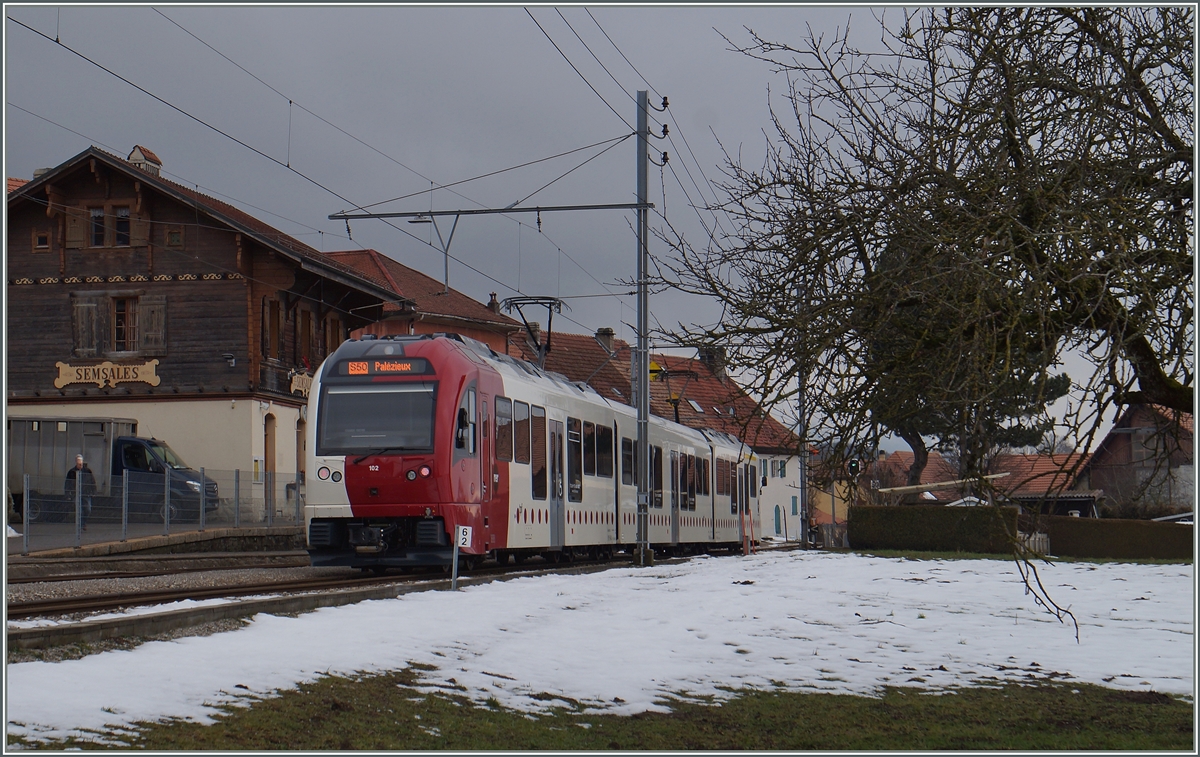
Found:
716,458 -> 727,497
567,417 -> 583,502
621,437 -> 634,485
317,382 -> 437,456
687,454 -> 696,510
700,457 -> 709,496
531,406 -> 546,499
455,388 -> 477,455
596,425 -> 614,478
583,421 -> 597,476
750,465 -> 758,498
651,445 -> 663,508
495,397 -> 513,462
514,401 -> 530,464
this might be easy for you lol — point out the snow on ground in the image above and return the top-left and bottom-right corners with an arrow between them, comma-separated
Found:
5,550 -> 1194,744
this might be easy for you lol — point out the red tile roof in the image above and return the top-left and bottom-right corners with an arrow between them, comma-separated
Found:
7,177 -> 28,194
129,145 -> 162,165
508,330 -> 799,453
1149,404 -> 1194,434
325,249 -> 520,330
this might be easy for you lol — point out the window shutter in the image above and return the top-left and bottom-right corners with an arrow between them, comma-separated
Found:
72,296 -> 101,357
131,213 -> 150,247
139,294 -> 167,355
64,207 -> 86,249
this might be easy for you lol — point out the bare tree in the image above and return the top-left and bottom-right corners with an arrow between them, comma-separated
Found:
652,7 -> 1192,485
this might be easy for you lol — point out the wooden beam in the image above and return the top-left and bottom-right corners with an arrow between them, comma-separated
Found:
877,472 -> 1010,495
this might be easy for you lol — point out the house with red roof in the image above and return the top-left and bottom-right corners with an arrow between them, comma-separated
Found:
861,449 -> 1102,517
7,145 -> 411,515
323,249 -> 521,352
1076,404 -> 1194,517
506,328 -> 810,541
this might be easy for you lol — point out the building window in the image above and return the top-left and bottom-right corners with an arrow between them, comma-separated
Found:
72,292 -> 165,357
33,229 -> 51,251
166,227 -> 184,247
268,300 -> 282,360
89,208 -> 106,247
112,298 -> 139,351
300,309 -> 313,367
114,207 -> 131,246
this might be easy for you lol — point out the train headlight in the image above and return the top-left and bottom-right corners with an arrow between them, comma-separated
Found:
331,470 -> 343,483
406,470 -> 417,481
419,465 -> 432,478
317,466 -> 331,481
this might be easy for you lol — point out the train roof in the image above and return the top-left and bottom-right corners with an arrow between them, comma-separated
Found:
334,333 -> 756,457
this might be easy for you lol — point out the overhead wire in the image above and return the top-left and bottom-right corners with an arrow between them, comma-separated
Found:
585,9 -> 735,246
524,7 -> 634,132
6,102 -> 366,252
150,6 -> 640,314
11,11 -> 641,334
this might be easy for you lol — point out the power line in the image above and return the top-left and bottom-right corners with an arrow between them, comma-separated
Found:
6,102 -> 363,249
584,9 -> 735,240
359,134 -> 633,211
554,8 -> 663,131
525,7 -> 633,132
146,7 -> 640,311
10,12 -> 641,335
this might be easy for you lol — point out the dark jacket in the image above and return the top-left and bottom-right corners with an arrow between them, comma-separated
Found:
65,464 -> 97,499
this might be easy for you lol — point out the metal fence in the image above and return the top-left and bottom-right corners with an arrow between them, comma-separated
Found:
8,469 -> 305,555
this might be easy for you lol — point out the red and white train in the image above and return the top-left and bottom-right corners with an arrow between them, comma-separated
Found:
304,333 -> 761,570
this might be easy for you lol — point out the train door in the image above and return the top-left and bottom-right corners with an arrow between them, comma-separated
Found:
480,399 -> 491,502
549,419 -> 565,550
737,464 -> 747,547
669,450 -> 680,545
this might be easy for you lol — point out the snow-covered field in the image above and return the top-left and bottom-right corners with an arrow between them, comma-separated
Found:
5,550 -> 1194,744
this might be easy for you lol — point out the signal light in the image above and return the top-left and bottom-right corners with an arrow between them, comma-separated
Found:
406,470 -> 417,481
419,465 -> 432,478
317,466 -> 331,481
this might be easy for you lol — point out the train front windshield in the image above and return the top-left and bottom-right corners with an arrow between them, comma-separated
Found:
317,382 -> 438,455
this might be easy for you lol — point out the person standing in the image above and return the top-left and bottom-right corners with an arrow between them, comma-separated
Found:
65,454 -> 96,530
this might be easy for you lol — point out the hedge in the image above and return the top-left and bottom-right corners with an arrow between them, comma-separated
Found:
848,505 -> 1019,554
1031,515 -> 1194,561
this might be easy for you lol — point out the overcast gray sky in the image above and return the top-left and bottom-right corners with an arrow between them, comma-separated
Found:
5,2 -> 879,345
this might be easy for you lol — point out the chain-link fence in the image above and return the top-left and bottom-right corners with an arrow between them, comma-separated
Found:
8,469 -> 305,554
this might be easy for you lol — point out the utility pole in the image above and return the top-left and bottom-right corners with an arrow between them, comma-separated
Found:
796,286 -> 809,548
635,90 -> 652,566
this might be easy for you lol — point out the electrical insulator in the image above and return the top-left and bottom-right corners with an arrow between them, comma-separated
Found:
661,96 -> 669,109
662,124 -> 669,137
662,151 -> 669,164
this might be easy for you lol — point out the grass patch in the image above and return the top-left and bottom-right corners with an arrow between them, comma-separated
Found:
10,670 -> 1191,751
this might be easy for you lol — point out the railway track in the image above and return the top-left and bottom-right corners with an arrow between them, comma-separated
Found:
5,561 -> 564,621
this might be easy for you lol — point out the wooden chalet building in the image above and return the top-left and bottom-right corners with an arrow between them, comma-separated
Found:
6,145 -> 410,494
